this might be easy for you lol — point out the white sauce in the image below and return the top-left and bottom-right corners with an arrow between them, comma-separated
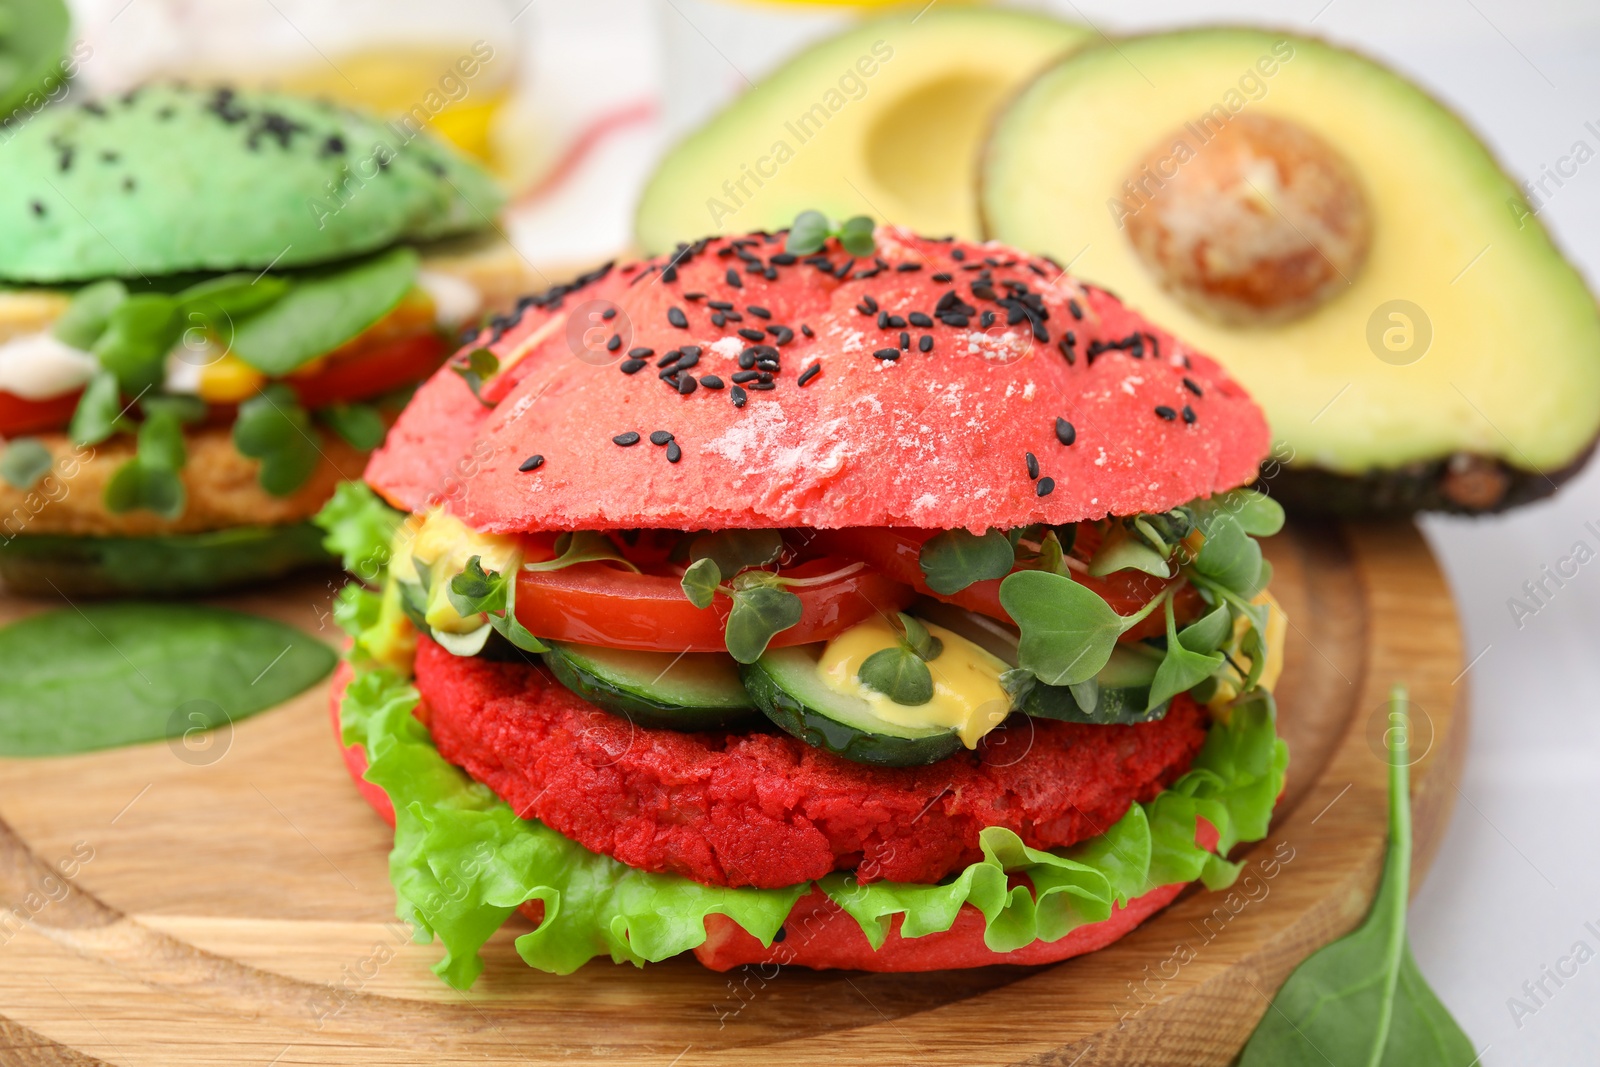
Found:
0,331 -> 98,400
417,270 -> 482,328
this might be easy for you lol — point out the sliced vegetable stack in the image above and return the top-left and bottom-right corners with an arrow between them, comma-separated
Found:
321,219 -> 1289,984
0,84 -> 535,595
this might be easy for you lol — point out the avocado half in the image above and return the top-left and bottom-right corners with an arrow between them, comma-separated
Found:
635,8 -> 1090,253
982,29 -> 1600,514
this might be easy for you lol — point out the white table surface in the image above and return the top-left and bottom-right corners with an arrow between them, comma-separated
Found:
70,1 -> 1600,1061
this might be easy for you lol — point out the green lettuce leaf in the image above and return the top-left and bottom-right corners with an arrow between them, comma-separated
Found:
338,587 -> 1287,985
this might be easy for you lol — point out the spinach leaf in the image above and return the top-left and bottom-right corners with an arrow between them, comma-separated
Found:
314,480 -> 402,580
0,437 -> 51,490
317,401 -> 388,451
1147,598 -> 1224,711
679,557 -> 721,609
1180,602 -> 1233,655
1239,686 -> 1476,1067
140,393 -> 207,425
53,279 -> 127,349
859,646 -> 934,706
524,531 -> 640,573
103,409 -> 187,519
69,370 -> 130,446
919,527 -> 1015,595
228,247 -> 420,376
1197,488 -> 1285,538
724,578 -> 802,664
451,347 -> 499,406
0,604 -> 336,756
176,273 -> 291,320
999,570 -> 1166,686
899,613 -> 943,662
232,384 -> 321,496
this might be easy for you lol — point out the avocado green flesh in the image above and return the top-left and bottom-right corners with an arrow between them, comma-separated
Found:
0,523 -> 331,597
0,84 -> 505,283
543,643 -> 758,731
741,645 -> 961,767
982,29 -> 1600,487
636,8 -> 1090,253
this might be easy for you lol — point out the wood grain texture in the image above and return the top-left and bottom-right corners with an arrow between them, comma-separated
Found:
0,519 -> 1465,1066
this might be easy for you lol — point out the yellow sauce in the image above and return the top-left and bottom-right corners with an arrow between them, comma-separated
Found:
818,616 -> 1013,748
390,507 -> 523,634
1207,590 -> 1288,708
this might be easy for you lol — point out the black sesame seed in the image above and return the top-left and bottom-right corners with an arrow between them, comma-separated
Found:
919,335 -> 933,353
1032,321 -> 1049,344
650,430 -> 673,446
1068,300 -> 1083,320
737,328 -> 765,342
1036,477 -> 1056,497
667,307 -> 688,329
798,362 -> 821,386
1154,405 -> 1177,422
708,300 -> 733,310
701,375 -> 724,389
877,311 -> 889,329
885,314 -> 906,329
1182,377 -> 1203,397
605,334 -> 622,352
602,307 -> 617,320
661,265 -> 678,283
746,305 -> 771,319
899,331 -> 910,350
980,310 -> 995,328
519,454 -> 545,472
1025,452 -> 1039,480
931,272 -> 952,282
678,375 -> 698,395
711,312 -> 726,327
122,177 -> 136,192
725,269 -> 742,288
614,432 -> 641,446
666,441 -> 682,463
770,253 -> 797,265
685,291 -> 706,301
658,350 -> 682,368
731,385 -> 748,407
940,313 -> 969,328
738,350 -> 757,370
749,381 -> 776,391
769,325 -> 793,346
1055,418 -> 1076,446
951,249 -> 966,261
862,295 -> 879,313
908,312 -> 932,328
896,263 -> 922,272
800,324 -> 814,338
732,370 -> 761,383
873,348 -> 900,361
29,200 -> 45,217
1182,405 -> 1197,424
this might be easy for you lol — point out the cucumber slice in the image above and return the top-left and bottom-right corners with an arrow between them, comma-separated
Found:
741,645 -> 963,767
1025,644 -> 1170,724
544,642 -> 758,731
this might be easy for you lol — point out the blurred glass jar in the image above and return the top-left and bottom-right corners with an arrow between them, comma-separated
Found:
68,0 -> 522,163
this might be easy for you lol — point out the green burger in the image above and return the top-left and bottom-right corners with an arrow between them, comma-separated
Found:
0,83 -> 537,595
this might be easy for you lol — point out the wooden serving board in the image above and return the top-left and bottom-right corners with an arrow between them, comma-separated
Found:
0,519 -> 1465,1067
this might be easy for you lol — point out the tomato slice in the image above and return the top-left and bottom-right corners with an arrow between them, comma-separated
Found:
288,331 -> 448,409
810,527 -> 1200,641
513,556 -> 916,652
0,389 -> 82,436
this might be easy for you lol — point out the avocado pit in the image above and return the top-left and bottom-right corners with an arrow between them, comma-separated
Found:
1121,112 -> 1371,326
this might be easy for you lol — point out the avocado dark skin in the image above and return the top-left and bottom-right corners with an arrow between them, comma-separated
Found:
1264,441 -> 1597,517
